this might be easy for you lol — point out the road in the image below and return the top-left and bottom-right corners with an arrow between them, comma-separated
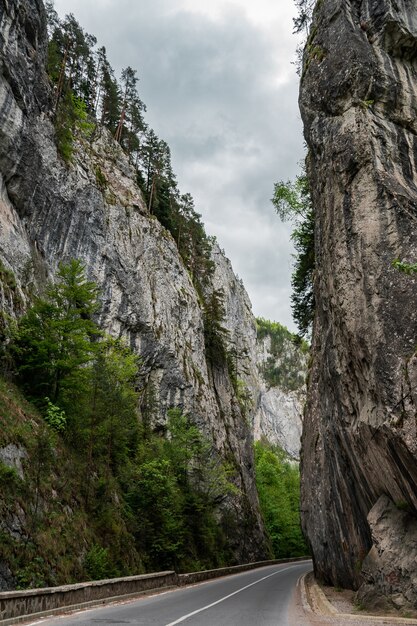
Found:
27,561 -> 312,626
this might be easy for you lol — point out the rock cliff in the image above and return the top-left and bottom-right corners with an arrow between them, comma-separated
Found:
254,322 -> 306,459
0,0 -> 272,565
300,0 -> 417,607
209,252 -> 306,458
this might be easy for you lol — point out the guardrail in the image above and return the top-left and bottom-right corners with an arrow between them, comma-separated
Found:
0,557 -> 310,625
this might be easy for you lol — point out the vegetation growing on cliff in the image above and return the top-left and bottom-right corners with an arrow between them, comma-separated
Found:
0,4 -> 310,587
293,0 -> 316,34
392,259 -> 417,275
256,318 -> 308,391
0,262 -> 240,586
0,260 -> 307,585
45,5 -> 215,299
272,174 -> 315,338
255,440 -> 308,558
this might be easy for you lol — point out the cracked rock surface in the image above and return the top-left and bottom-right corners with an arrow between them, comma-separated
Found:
300,0 -> 417,600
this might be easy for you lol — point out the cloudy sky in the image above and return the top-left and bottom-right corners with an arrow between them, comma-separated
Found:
54,0 -> 305,331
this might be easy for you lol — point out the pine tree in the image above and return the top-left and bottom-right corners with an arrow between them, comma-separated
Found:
203,289 -> 229,367
100,55 -> 121,133
10,260 -> 100,404
115,67 -> 145,148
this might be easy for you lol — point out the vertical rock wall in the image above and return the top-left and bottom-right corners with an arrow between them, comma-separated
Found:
300,0 -> 417,596
211,248 -> 306,459
0,0 -> 271,562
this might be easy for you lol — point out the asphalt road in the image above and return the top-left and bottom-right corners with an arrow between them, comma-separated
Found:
27,561 -> 312,626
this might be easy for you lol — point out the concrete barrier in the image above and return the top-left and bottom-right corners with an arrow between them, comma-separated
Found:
178,557 -> 309,585
0,557 -> 311,625
0,571 -> 177,625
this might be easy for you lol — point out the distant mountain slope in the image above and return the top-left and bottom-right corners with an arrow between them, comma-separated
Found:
254,319 -> 308,459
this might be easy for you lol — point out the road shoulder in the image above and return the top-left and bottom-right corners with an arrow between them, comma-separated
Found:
300,572 -> 417,625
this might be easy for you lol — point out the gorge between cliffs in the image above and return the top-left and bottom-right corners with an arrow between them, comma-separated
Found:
1,0 -> 417,617
0,0 -> 307,591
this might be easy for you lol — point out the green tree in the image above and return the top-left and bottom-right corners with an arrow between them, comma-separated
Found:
10,260 -> 100,405
272,173 -> 315,338
99,54 -> 121,133
255,440 -> 308,558
127,458 -> 185,570
87,338 -> 139,474
256,318 -> 308,391
54,91 -> 95,162
125,408 -> 238,571
203,289 -> 229,367
115,66 -> 146,147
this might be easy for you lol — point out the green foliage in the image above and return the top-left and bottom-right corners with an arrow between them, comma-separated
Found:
256,318 -> 308,391
272,173 -> 315,338
115,66 -> 146,148
128,458 -> 184,569
307,45 -> 326,62
44,398 -> 67,432
0,260 -> 17,292
46,11 -> 215,297
0,461 -> 22,489
360,99 -> 375,110
0,260 -> 22,367
293,1 -> 321,75
203,289 -> 229,367
293,0 -> 316,34
54,96 -> 74,162
2,262 -> 242,582
255,440 -> 308,558
85,337 -> 140,474
127,408 -> 238,571
73,95 -> 95,136
95,166 -> 107,190
392,259 -> 417,275
16,558 -> 48,590
99,47 -> 121,133
395,500 -> 413,513
273,177 -> 307,222
55,93 -> 95,162
234,379 -> 253,416
10,259 -> 100,405
291,207 -> 315,337
84,544 -> 113,580
141,133 -> 215,292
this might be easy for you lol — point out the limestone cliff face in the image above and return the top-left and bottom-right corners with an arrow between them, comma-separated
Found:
300,0 -> 417,603
253,386 -> 303,459
210,250 -> 306,459
254,331 -> 306,460
0,0 -> 271,561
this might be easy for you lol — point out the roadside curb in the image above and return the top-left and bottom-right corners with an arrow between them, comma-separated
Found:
301,573 -> 417,624
302,572 -> 338,615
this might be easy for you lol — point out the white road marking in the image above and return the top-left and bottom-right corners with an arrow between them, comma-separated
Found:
165,565 -> 296,625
